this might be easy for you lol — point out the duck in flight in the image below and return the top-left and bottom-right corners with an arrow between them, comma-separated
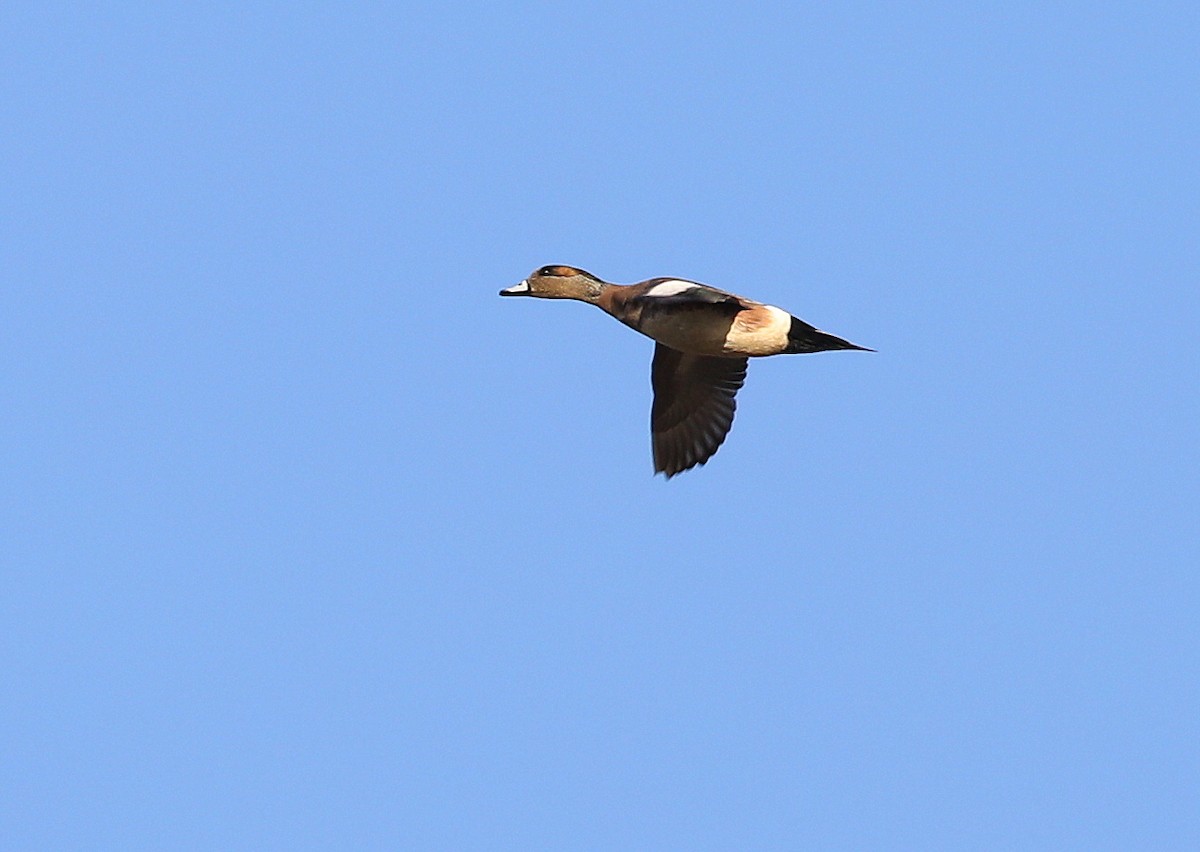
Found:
501,265 -> 871,478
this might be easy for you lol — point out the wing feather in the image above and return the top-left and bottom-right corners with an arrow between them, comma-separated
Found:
650,343 -> 748,477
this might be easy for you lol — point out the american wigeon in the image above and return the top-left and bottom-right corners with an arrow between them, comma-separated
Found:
501,265 -> 871,478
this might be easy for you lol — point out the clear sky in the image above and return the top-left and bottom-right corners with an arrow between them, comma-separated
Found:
3,2 -> 1198,849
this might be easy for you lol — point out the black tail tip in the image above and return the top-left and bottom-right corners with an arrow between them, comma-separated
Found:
787,318 -> 874,354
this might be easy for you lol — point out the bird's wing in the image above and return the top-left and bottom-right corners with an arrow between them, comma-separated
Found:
650,343 -> 748,478
630,279 -> 747,311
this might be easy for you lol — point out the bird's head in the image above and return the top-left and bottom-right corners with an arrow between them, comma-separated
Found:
500,265 -> 606,302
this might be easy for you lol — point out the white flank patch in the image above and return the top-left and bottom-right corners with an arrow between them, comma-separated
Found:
724,305 -> 793,356
644,279 -> 696,298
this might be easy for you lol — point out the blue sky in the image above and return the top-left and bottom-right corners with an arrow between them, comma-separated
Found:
3,2 -> 1198,848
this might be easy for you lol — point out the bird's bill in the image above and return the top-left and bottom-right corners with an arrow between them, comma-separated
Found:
499,280 -> 530,296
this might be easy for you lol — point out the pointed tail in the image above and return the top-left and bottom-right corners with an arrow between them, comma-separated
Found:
786,316 -> 874,353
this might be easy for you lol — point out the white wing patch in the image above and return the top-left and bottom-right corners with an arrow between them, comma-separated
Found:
644,280 -> 698,298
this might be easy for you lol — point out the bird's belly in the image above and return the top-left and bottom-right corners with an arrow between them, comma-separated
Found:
635,313 -> 730,355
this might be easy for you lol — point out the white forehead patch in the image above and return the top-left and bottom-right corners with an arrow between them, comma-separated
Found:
645,280 -> 696,298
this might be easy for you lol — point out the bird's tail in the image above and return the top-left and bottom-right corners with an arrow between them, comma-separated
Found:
786,316 -> 874,353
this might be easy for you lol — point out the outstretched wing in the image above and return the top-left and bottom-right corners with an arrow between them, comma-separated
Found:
650,343 -> 748,478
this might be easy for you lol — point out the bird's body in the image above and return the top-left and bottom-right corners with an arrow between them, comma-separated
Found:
602,279 -> 795,357
501,265 -> 870,477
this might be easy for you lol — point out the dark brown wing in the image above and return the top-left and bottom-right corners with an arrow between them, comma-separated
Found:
650,343 -> 748,478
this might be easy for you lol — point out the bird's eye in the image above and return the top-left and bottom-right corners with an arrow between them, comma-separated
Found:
539,266 -> 561,276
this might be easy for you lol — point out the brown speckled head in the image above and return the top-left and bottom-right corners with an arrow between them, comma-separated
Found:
499,265 -> 607,302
